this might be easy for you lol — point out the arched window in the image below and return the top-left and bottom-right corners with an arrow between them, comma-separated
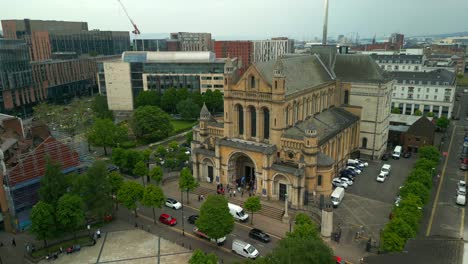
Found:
250,107 -> 256,137
362,137 -> 368,148
263,108 -> 270,139
275,81 -> 278,89
250,76 -> 256,88
344,90 -> 350,104
317,175 -> 322,186
238,105 -> 244,135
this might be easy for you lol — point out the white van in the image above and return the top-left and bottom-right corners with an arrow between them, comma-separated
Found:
392,146 -> 402,159
232,239 -> 259,259
228,203 -> 249,222
331,187 -> 345,207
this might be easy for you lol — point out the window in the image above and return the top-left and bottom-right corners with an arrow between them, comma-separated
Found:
213,84 -> 223,88
250,107 -> 256,137
263,108 -> 270,139
250,76 -> 256,88
417,95 -> 420,99
434,95 -> 437,100
393,93 -> 396,97
425,95 -> 429,99
415,138 -> 420,142
317,175 -> 322,186
344,90 -> 349,104
426,88 -> 429,92
238,105 -> 244,135
402,87 -> 405,91
418,88 -> 421,92
444,96 -> 450,102
435,89 -> 438,93
415,66 -> 419,71
362,137 -> 368,148
275,81 -> 278,89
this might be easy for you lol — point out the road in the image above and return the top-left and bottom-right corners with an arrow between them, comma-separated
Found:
425,88 -> 468,239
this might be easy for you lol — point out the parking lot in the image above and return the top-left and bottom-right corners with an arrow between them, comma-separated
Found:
333,155 -> 418,244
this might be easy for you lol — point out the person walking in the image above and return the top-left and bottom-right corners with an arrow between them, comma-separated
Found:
233,190 -> 236,197
241,189 -> 244,197
11,238 -> 16,247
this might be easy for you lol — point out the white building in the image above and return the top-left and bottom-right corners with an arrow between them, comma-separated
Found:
371,54 -> 424,72
252,38 -> 294,63
390,69 -> 456,118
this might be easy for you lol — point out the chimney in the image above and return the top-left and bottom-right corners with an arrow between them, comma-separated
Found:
322,0 -> 329,45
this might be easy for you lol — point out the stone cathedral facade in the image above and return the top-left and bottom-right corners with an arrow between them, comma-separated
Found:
191,54 -> 362,208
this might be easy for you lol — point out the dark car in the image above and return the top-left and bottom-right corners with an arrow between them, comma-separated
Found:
107,164 -> 119,172
342,169 -> 357,177
249,228 -> 271,243
340,171 -> 355,181
403,152 -> 411,158
381,153 -> 389,161
187,215 -> 199,224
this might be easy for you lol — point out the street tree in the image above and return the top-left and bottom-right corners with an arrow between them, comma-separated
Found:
87,118 -> 127,155
244,196 -> 262,225
131,106 -> 173,142
39,160 -> 68,206
111,148 -> 127,171
135,90 -> 161,108
381,229 -> 406,252
177,98 -> 200,120
107,171 -> 124,210
168,141 -> 179,151
133,160 -> 148,186
141,185 -> 165,223
196,195 -> 234,241
189,249 -> 218,264
176,88 -> 190,101
82,161 -> 113,220
418,146 -> 440,163
92,95 -> 113,120
407,169 -> 432,188
149,166 -> 163,185
294,212 -> 313,226
30,201 -> 57,247
178,167 -> 198,204
269,235 -> 335,264
56,194 -> 86,241
161,87 -> 178,113
155,145 -> 167,158
436,116 -> 450,130
386,217 -> 416,240
118,181 -> 144,218
185,131 -> 193,145
399,181 -> 430,204
190,92 -> 203,107
414,158 -> 438,171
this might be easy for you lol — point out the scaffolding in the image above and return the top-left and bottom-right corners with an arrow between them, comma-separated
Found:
2,133 -> 88,230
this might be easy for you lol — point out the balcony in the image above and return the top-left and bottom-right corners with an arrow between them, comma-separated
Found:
230,91 -> 272,101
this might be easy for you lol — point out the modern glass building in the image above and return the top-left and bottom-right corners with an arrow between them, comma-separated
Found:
133,39 -> 168,52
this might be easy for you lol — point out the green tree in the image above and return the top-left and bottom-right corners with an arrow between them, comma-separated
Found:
407,169 -> 432,188
414,109 -> 423,116
212,90 -> 224,112
386,217 -> 416,240
380,229 -> 406,252
436,116 -> 450,130
178,167 -> 198,204
141,185 -> 165,223
186,131 -> 193,145
294,212 -> 313,226
289,223 -> 319,240
133,160 -> 148,186
399,181 -> 430,204
426,112 -> 435,117
419,146 -> 440,163
391,107 -> 401,114
161,87 -> 178,113
156,145 -> 168,158
30,201 -> 56,247
39,160 -> 68,206
191,92 -> 203,107
268,235 -> 335,264
189,249 -> 218,264
244,196 -> 262,225
176,88 -> 190,101
87,118 -> 127,155
135,90 -> 161,108
56,194 -> 86,241
414,158 -> 438,171
125,150 -> 144,172
82,161 -> 113,219
111,147 -> 127,170
168,141 -> 179,151
118,181 -> 144,217
196,195 -> 234,241
131,106 -> 174,142
92,95 -> 113,120
177,98 -> 201,120
149,166 -> 164,185
108,171 -> 124,210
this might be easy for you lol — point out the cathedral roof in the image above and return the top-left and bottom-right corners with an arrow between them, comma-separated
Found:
254,55 -> 334,96
283,107 -> 359,145
333,54 -> 387,83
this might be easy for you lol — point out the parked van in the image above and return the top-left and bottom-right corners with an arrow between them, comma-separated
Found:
456,194 -> 466,206
392,146 -> 402,159
331,187 -> 345,207
228,203 -> 249,222
232,239 -> 259,259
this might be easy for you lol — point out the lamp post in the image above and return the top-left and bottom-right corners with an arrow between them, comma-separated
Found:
181,189 -> 185,236
282,188 -> 290,223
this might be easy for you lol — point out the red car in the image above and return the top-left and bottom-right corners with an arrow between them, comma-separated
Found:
159,213 -> 177,226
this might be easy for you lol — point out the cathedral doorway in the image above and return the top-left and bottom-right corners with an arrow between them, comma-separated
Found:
228,153 -> 256,191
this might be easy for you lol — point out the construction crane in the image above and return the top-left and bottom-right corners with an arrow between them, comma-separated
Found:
116,0 -> 140,50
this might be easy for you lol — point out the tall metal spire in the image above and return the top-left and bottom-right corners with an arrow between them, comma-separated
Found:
322,0 -> 329,45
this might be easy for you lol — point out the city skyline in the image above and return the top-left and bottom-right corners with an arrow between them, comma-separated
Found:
1,0 -> 468,40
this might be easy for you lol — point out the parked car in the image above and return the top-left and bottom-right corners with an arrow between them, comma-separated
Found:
332,178 -> 348,189
381,153 -> 389,161
340,177 -> 353,186
249,228 -> 271,243
457,180 -> 466,196
460,163 -> 468,171
456,194 -> 466,206
380,164 -> 391,176
159,213 -> 177,226
165,198 -> 182,210
187,215 -> 198,224
403,152 -> 412,158
347,159 -> 366,169
346,166 -> 361,174
342,169 -> 357,177
376,172 -> 387,182
356,159 -> 369,167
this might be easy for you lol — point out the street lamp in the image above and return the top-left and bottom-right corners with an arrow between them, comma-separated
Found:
181,189 -> 186,236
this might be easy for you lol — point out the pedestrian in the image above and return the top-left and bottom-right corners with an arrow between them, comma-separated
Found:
229,190 -> 232,197
201,194 -> 204,201
233,190 -> 236,197
97,229 -> 101,238
59,246 -> 63,253
198,195 -> 201,202
11,238 -> 16,247
241,189 -> 244,197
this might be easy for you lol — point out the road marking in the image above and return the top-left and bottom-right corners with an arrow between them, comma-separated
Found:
461,171 -> 467,239
426,125 -> 457,236
184,204 -> 284,240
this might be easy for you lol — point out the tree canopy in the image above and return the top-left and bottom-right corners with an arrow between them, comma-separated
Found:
189,249 -> 218,264
141,185 -> 165,223
135,90 -> 161,108
149,166 -> 163,185
87,118 -> 127,155
30,201 -> 57,247
178,167 -> 198,204
131,106 -> 173,142
399,181 -> 430,204
244,196 -> 262,225
177,98 -> 201,120
92,95 -> 113,120
161,88 -> 179,113
436,116 -> 450,130
418,146 -> 440,163
118,181 -> 144,217
56,194 -> 86,240
196,195 -> 234,240
39,160 -> 68,206
81,161 -> 113,219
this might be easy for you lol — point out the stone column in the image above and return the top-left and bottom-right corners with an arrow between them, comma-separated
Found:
244,107 -> 250,140
321,203 -> 333,238
257,108 -> 264,142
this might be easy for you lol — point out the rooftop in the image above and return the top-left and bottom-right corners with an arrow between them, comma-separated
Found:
283,107 -> 359,145
370,54 -> 423,63
334,54 -> 387,83
254,55 -> 334,96
406,116 -> 436,138
121,51 -> 230,64
389,69 -> 456,85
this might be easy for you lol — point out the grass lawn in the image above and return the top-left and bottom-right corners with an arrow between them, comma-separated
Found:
170,120 -> 197,131
31,236 -> 92,258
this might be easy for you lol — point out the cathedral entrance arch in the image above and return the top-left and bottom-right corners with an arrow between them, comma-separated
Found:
228,152 -> 257,190
201,158 -> 215,183
273,174 -> 290,201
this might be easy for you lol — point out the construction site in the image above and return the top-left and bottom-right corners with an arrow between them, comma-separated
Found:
0,113 -> 89,232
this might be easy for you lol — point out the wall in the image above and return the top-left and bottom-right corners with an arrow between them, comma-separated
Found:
104,61 -> 133,111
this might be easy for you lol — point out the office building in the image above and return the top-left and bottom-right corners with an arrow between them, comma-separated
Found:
214,41 -> 252,73
133,39 -> 168,51
252,38 -> 294,63
100,51 -> 239,112
170,32 -> 213,51
371,54 -> 424,72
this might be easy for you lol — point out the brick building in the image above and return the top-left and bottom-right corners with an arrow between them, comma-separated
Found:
403,116 -> 435,152
214,41 -> 252,73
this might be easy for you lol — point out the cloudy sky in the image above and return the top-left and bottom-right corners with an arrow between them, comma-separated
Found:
2,0 -> 467,40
